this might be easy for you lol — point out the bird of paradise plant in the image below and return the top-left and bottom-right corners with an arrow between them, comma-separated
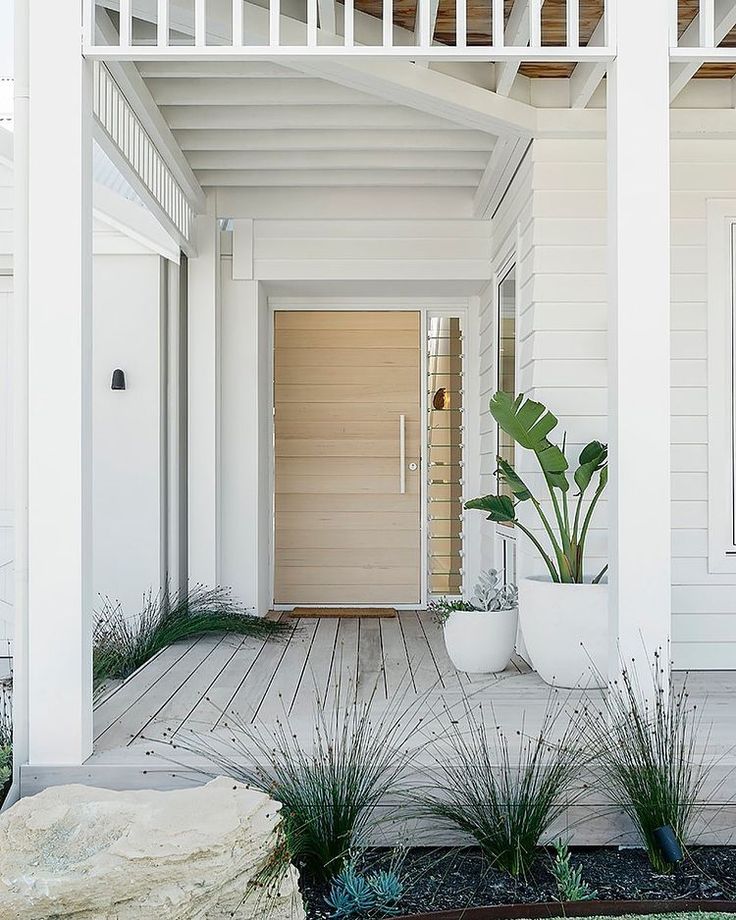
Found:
465,392 -> 608,584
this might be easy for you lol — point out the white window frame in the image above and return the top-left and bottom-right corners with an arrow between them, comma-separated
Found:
706,200 -> 736,572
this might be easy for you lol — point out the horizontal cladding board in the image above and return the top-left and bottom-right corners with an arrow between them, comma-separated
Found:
275,566 -> 420,586
275,384 -> 418,403
275,493 -> 419,513
277,547 -> 420,566
275,420 -> 420,442
254,260 -> 493,281
275,329 -> 418,348
275,310 -> 419,330
276,511 -> 419,531
532,162 -> 607,191
274,402 -> 416,421
673,642 -> 736,670
275,529 -> 419,549
259,220 -> 492,239
275,475 -> 420,495
275,585 -> 420,604
188,150 -> 490,170
276,438 -> 409,458
198,169 -> 483,187
255,238 -> 492,261
174,128 -> 495,151
673,557 -> 736,585
275,346 -> 419,368
674,587 -> 736,614
275,365 -> 419,387
162,105 -> 466,130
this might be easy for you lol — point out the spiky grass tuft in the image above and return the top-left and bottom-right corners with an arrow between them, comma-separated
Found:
414,694 -> 587,878
583,656 -> 712,873
172,678 -> 427,881
93,583 -> 292,685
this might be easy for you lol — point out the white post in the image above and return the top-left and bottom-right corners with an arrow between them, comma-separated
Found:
24,0 -> 94,763
607,0 -> 671,682
187,197 -> 220,588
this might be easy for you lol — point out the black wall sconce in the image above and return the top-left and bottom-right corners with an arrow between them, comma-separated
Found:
111,369 -> 126,391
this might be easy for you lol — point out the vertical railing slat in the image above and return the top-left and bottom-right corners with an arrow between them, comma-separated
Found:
700,0 -> 715,47
383,0 -> 393,47
158,0 -> 169,46
419,0 -> 430,46
307,0 -> 318,45
344,0 -> 354,46
456,0 -> 466,48
270,0 -> 281,46
83,0 -> 95,48
119,0 -> 131,47
669,0 -> 679,48
567,0 -> 579,48
492,0 -> 504,46
529,0 -> 542,46
233,0 -> 244,45
195,0 -> 206,46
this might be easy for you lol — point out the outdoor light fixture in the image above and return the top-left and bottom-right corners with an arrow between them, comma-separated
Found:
111,369 -> 126,391
653,825 -> 683,864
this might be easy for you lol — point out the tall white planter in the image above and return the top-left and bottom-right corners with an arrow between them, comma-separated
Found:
518,578 -> 607,689
443,608 -> 518,674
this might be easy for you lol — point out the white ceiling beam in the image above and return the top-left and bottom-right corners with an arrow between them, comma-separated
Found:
187,149 -> 489,168
285,58 -> 536,137
137,61 -> 310,77
473,135 -> 529,217
569,17 -> 606,109
93,183 -> 181,262
195,168 -> 483,186
95,9 -> 206,213
670,0 -> 736,101
173,128 -> 495,151
495,0 -> 546,97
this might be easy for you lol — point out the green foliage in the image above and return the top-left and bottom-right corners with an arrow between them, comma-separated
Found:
583,658 -> 711,874
430,569 -> 517,625
174,681 -> 422,881
551,839 -> 597,901
465,392 -> 608,584
93,583 -> 292,685
325,860 -> 404,918
414,696 -> 586,878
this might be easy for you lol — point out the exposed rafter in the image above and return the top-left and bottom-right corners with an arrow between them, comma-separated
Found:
670,0 -> 736,101
414,0 -> 441,69
569,17 -> 606,109
473,135 -> 529,218
495,0 -> 546,97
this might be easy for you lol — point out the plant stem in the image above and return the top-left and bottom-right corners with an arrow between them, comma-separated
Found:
577,480 -> 606,567
515,521 -> 560,582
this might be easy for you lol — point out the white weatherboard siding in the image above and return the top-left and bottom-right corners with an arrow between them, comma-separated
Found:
480,136 -> 736,670
93,255 -> 166,617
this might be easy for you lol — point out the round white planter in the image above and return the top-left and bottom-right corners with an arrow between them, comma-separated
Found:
518,577 -> 608,689
443,608 -> 518,674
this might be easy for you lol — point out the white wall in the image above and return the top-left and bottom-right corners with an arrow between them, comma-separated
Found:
0,272 -> 12,642
92,254 -> 166,616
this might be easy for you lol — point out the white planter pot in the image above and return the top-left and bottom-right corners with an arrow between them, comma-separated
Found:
519,577 -> 608,689
443,608 -> 518,674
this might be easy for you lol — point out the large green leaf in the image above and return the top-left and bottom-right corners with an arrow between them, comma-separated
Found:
574,440 -> 608,494
496,457 -> 532,501
489,392 -> 569,479
464,493 -> 517,523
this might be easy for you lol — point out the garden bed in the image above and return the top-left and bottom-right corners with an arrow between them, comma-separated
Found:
300,847 -> 736,920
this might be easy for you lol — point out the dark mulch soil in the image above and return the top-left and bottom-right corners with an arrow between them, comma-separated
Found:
299,847 -> 736,920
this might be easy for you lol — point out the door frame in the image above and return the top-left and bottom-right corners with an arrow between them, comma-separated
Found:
267,297 -> 471,610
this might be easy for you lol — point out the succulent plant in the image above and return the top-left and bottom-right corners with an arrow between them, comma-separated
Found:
472,569 -> 518,612
325,862 -> 405,918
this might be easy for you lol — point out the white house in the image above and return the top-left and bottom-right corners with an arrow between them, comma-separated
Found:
5,0 -> 736,835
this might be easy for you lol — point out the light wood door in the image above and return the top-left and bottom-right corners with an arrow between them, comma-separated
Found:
274,311 -> 421,605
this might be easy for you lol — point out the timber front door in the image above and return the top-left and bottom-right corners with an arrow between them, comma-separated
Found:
273,310 -> 422,605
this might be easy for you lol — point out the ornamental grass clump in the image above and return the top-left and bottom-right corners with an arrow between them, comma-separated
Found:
173,679 -> 425,881
93,583 -> 292,685
583,657 -> 712,873
414,695 -> 587,878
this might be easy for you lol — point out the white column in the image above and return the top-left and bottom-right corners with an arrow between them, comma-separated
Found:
187,197 -> 220,587
24,1 -> 94,762
607,2 -> 671,680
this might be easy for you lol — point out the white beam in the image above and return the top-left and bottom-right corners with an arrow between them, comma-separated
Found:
187,148 -> 489,168
145,77 -> 383,105
670,0 -> 736,101
25,0 -> 94,763
173,128 -> 495,150
495,0 -> 537,97
414,0 -> 440,68
194,167 -> 483,185
569,17 -> 606,109
607,0 -> 671,681
473,135 -> 529,217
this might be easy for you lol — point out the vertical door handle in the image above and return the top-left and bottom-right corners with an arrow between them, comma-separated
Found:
399,414 -> 406,494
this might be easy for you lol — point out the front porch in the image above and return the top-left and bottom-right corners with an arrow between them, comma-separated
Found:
18,613 -> 736,847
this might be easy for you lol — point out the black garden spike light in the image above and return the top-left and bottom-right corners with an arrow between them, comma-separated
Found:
653,825 -> 684,865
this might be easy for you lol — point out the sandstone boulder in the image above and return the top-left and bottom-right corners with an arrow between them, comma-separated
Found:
0,777 -> 305,919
